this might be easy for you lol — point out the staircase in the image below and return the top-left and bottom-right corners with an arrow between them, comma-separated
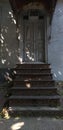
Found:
8,63 -> 61,117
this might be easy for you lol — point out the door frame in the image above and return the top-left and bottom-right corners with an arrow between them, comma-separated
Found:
23,16 -> 46,63
18,9 -> 48,63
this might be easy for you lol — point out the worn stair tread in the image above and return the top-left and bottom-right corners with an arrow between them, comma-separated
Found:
14,79 -> 54,81
16,73 -> 52,75
10,95 -> 60,99
15,68 -> 51,70
16,63 -> 50,65
15,64 -> 51,69
12,86 -> 57,90
9,106 -> 63,117
9,106 -> 62,111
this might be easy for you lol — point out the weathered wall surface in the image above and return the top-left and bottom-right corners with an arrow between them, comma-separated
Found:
0,1 -> 18,68
48,0 -> 63,80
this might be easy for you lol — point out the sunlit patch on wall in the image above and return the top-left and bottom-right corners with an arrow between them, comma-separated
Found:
9,11 -> 16,24
1,59 -> 6,64
58,9 -> 63,13
58,71 -> 62,75
0,39 -> 4,43
18,35 -> 20,40
5,28 -> 8,33
9,11 -> 12,15
53,73 -> 57,78
4,72 -> 12,81
13,71 -> 17,74
0,33 -> 4,45
9,11 -> 13,18
8,52 -> 11,56
6,48 -> 9,52
1,34 -> 4,40
6,72 -> 9,76
17,56 -> 23,64
12,19 -> 16,24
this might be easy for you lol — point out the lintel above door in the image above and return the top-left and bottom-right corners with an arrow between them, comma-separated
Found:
9,0 -> 57,14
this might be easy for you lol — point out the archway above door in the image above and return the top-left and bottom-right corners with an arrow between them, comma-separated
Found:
9,0 -> 57,15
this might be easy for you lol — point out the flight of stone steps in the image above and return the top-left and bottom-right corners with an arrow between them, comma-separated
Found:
8,63 -> 63,117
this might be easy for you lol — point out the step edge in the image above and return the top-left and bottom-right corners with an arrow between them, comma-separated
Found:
9,106 -> 62,111
14,79 -> 55,82
11,87 -> 57,90
15,73 -> 52,75
9,95 -> 60,99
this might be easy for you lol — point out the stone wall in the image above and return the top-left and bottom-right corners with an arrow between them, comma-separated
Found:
48,0 -> 63,80
0,1 -> 18,69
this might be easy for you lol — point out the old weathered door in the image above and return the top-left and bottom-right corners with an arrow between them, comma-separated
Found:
23,16 -> 45,62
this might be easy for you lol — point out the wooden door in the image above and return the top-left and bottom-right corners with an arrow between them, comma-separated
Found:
23,17 -> 45,62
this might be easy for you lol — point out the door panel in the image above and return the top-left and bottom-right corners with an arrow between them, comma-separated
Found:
23,18 -> 45,62
24,22 -> 34,62
34,20 -> 44,62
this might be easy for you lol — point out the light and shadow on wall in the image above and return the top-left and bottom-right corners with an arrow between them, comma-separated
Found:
0,10 -> 37,82
53,70 -> 63,81
0,10 -> 18,67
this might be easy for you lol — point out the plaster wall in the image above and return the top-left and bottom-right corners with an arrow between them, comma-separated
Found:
0,1 -> 18,68
48,0 -> 63,80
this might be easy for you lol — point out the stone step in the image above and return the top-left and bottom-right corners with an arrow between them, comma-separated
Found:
8,63 -> 60,117
11,87 -> 58,96
16,63 -> 50,69
15,73 -> 52,76
14,80 -> 55,87
8,106 -> 63,117
15,73 -> 52,80
9,95 -> 60,107
14,68 -> 51,74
